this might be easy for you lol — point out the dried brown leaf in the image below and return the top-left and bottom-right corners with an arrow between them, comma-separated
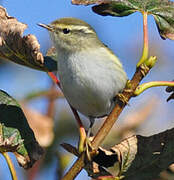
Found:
0,6 -> 48,71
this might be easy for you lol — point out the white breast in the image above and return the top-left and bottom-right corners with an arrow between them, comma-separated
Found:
57,48 -> 127,118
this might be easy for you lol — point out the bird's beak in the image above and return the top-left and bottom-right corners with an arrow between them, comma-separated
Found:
37,23 -> 53,31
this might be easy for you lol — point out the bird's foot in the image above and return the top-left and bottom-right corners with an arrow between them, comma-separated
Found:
85,125 -> 97,161
116,93 -> 129,105
123,80 -> 134,95
78,117 -> 97,160
85,135 -> 96,161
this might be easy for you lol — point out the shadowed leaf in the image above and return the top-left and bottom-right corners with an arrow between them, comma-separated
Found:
93,127 -> 174,179
72,0 -> 174,40
44,46 -> 58,71
0,6 -> 57,71
0,90 -> 44,169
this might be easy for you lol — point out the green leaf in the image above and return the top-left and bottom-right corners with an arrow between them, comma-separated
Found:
0,6 -> 57,72
72,0 -> 174,40
0,90 -> 44,169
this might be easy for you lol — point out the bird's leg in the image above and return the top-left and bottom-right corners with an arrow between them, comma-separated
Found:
85,117 -> 95,161
87,117 -> 95,137
47,72 -> 87,154
70,106 -> 87,154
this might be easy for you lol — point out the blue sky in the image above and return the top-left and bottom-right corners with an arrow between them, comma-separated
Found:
0,1 -> 174,180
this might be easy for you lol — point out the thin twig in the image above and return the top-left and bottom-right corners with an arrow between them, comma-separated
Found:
134,81 -> 174,95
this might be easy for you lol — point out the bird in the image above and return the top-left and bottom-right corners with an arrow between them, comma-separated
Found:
38,17 -> 127,133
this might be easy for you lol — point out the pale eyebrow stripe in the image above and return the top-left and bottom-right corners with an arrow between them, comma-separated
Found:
57,24 -> 94,34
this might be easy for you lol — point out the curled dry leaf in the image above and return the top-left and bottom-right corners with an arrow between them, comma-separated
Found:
0,6 -> 57,71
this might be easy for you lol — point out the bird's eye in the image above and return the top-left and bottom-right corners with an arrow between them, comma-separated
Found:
62,28 -> 70,34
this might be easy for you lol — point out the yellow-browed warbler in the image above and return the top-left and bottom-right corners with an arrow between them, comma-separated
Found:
39,17 -> 127,130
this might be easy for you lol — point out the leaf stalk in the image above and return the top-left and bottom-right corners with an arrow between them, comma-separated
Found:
134,81 -> 174,96
137,12 -> 149,67
2,152 -> 18,180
